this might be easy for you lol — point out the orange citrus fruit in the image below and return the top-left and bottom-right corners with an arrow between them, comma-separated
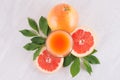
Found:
46,30 -> 73,57
35,47 -> 63,73
47,3 -> 78,33
71,27 -> 96,57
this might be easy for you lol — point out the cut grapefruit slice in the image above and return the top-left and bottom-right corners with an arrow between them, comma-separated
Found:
35,47 -> 64,73
71,27 -> 96,57
46,30 -> 73,57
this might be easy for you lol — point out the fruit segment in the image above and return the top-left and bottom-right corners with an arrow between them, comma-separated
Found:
46,30 -> 73,57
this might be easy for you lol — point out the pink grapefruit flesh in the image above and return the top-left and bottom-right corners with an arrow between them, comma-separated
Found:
35,47 -> 63,73
71,27 -> 96,57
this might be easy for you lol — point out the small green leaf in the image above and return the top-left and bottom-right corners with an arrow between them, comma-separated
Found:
63,55 -> 72,67
28,18 -> 39,32
83,60 -> 92,74
90,49 -> 97,54
39,16 -> 48,36
20,29 -> 37,37
71,54 -> 77,60
33,47 -> 42,60
84,55 -> 100,64
31,37 -> 46,45
47,27 -> 51,36
24,43 -> 40,51
63,54 -> 77,67
70,58 -> 80,77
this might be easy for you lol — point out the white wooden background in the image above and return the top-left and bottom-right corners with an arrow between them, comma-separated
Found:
0,0 -> 120,80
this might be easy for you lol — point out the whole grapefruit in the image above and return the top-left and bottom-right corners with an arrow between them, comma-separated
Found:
47,3 -> 79,33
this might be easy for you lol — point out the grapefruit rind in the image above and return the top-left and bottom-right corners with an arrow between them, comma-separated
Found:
71,26 -> 97,57
34,47 -> 64,73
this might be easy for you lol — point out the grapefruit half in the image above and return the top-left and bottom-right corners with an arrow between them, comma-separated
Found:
71,27 -> 96,57
35,47 -> 64,73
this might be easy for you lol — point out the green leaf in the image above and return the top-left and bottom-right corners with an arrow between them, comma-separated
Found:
24,43 -> 40,51
20,29 -> 37,37
33,47 -> 42,61
39,16 -> 48,36
63,55 -> 72,67
90,49 -> 97,54
70,58 -> 80,77
63,54 -> 77,67
84,55 -> 100,64
83,60 -> 92,75
47,27 -> 51,36
71,54 -> 77,60
28,18 -> 39,32
31,37 -> 46,45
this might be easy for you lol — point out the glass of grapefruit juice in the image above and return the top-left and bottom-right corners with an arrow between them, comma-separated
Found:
46,30 -> 73,57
